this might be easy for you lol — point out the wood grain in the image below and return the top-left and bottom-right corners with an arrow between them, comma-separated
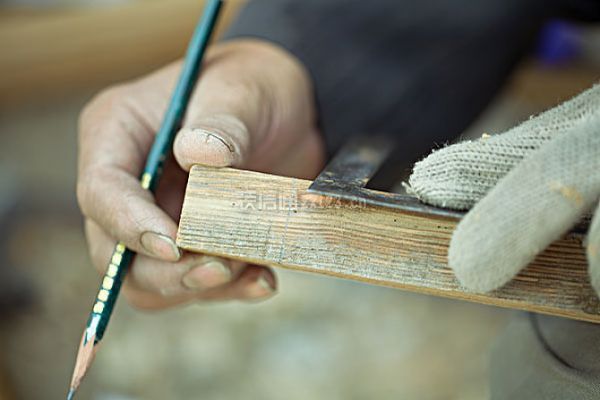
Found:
177,166 -> 600,323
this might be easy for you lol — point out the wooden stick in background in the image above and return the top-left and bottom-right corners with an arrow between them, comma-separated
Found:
2,0 -> 597,111
177,165 -> 600,323
0,0 -> 244,108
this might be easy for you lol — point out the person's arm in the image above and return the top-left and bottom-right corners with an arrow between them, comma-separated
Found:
226,0 -> 599,171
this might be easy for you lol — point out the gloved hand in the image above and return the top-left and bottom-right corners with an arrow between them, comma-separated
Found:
408,84 -> 600,295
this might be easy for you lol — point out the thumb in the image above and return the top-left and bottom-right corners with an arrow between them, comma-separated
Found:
173,40 -> 311,172
174,113 -> 250,170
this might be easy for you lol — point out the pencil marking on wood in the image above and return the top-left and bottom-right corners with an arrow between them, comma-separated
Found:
278,179 -> 296,264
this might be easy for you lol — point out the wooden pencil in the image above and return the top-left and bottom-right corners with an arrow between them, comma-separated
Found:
66,1 -> 223,398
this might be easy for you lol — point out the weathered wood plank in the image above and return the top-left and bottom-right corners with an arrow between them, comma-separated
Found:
177,165 -> 600,323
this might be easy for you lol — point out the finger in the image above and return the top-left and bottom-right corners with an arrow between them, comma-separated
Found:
587,200 -> 600,296
78,77 -> 181,261
122,264 -> 277,310
78,166 -> 180,261
154,154 -> 188,222
78,62 -> 183,179
196,264 -> 277,302
449,115 -> 600,292
85,219 -> 240,296
408,84 -> 600,211
86,218 -> 276,309
173,40 -> 316,171
122,285 -> 197,311
86,218 -> 275,305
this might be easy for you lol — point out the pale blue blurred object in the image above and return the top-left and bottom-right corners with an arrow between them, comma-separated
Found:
536,20 -> 582,65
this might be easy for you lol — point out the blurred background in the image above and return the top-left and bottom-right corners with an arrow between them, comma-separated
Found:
0,1 -> 599,399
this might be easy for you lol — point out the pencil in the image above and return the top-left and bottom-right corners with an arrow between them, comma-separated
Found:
67,1 -> 223,398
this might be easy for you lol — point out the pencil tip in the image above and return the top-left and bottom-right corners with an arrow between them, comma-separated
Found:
68,328 -> 98,398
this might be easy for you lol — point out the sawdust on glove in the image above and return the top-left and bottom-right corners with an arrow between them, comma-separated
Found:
407,84 -> 600,294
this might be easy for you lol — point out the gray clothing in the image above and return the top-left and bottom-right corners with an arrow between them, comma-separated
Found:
226,0 -> 600,186
492,314 -> 600,399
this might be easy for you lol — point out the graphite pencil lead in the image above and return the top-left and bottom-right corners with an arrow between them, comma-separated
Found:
68,329 -> 98,398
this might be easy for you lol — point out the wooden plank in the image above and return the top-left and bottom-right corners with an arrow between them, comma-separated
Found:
177,165 -> 600,323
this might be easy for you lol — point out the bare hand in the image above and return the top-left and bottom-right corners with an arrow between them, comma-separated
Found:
77,39 -> 325,309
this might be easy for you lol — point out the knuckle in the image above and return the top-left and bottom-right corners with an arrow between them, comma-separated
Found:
77,168 -> 146,246
77,167 -> 127,228
76,170 -> 94,216
79,84 -> 128,138
76,166 -> 104,218
112,194 -> 144,242
237,76 -> 269,106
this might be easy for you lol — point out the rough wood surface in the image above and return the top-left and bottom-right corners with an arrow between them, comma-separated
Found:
177,166 -> 600,323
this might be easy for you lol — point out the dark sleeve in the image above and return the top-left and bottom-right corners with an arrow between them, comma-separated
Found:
224,0 -> 600,167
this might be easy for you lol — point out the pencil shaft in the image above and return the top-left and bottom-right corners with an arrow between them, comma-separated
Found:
87,243 -> 132,342
69,1 -> 223,397
87,0 -> 222,344
143,0 -> 223,191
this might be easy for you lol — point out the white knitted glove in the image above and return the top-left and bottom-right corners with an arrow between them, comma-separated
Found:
407,84 -> 600,295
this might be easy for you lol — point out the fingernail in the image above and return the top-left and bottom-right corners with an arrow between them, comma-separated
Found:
194,129 -> 235,152
182,261 -> 232,290
244,274 -> 276,299
140,231 -> 180,261
193,128 -> 240,165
